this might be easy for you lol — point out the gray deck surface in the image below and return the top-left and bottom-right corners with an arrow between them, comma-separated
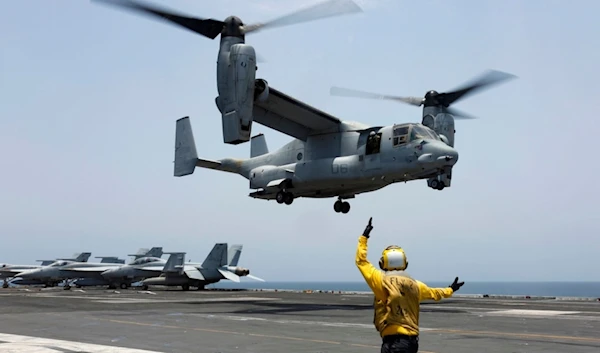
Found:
1,287 -> 599,352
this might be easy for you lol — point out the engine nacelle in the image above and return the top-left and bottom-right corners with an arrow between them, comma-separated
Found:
225,266 -> 250,276
422,113 -> 455,147
254,78 -> 269,102
216,43 -> 257,145
249,165 -> 291,190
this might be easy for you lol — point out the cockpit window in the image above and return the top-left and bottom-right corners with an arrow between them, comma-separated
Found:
51,261 -> 67,267
410,125 -> 438,142
392,124 -> 410,147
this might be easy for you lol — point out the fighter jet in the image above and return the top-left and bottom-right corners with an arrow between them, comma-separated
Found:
141,243 -> 264,291
49,247 -> 164,290
2,252 -> 91,288
90,256 -> 168,289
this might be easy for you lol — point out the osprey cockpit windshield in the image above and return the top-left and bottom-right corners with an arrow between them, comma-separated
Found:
392,123 -> 440,148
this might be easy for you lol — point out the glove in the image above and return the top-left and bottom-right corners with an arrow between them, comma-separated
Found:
449,277 -> 464,292
362,217 -> 373,238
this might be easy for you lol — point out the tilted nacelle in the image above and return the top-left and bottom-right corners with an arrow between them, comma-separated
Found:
422,112 -> 455,147
215,43 -> 270,145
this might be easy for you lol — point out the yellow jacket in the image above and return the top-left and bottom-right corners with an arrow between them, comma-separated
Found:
355,235 -> 454,337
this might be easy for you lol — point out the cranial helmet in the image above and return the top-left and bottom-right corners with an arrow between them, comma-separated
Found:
378,245 -> 408,271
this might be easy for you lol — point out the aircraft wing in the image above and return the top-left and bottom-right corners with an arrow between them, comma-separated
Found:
253,85 -> 342,141
61,266 -> 116,272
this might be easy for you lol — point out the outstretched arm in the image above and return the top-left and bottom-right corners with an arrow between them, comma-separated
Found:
417,277 -> 464,302
355,218 -> 386,300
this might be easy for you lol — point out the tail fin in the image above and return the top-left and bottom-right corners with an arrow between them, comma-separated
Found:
228,245 -> 243,266
96,256 -> 125,264
162,252 -> 186,273
174,117 -> 199,176
129,248 -> 149,259
72,252 -> 91,262
201,243 -> 228,268
145,247 -> 163,258
174,117 -> 244,176
37,260 -> 55,266
250,134 -> 268,158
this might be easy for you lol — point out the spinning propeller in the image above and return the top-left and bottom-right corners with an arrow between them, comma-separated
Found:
92,0 -> 363,40
330,70 -> 516,119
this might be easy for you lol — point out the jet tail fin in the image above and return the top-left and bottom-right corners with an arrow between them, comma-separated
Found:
250,134 -> 268,158
58,252 -> 91,263
227,245 -> 243,266
96,257 -> 125,264
201,243 -> 228,269
145,247 -> 163,258
162,252 -> 186,273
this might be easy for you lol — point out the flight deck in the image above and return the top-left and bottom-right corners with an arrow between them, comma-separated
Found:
1,287 -> 599,352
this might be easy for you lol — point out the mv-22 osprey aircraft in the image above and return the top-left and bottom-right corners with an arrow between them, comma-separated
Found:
94,0 -> 516,213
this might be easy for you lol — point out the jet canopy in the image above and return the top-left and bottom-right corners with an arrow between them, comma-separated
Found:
130,257 -> 161,265
49,261 -> 69,267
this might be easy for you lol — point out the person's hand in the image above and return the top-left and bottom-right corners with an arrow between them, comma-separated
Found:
363,217 -> 373,238
449,277 -> 464,292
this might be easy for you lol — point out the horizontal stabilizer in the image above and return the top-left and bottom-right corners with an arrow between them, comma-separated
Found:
196,159 -> 223,170
246,274 -> 265,282
250,134 -> 269,158
184,266 -> 204,280
218,269 -> 240,282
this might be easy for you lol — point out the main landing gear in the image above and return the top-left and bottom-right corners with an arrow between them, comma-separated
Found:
276,190 -> 294,205
430,179 -> 445,190
334,199 -> 350,214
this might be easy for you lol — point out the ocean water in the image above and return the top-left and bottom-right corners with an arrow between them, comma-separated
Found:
210,281 -> 600,298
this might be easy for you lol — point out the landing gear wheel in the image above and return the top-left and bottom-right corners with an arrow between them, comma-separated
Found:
63,285 -> 71,290
141,285 -> 149,291
341,202 -> 350,214
3,283 -> 8,289
120,283 -> 128,290
276,191 -> 285,204
436,181 -> 445,190
283,192 -> 294,205
430,179 -> 440,189
182,284 -> 190,291
334,200 -> 342,212
334,200 -> 350,213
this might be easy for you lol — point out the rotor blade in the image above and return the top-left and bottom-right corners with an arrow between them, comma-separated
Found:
330,86 -> 423,106
445,107 -> 478,120
92,0 -> 224,39
243,0 -> 363,34
438,69 -> 517,106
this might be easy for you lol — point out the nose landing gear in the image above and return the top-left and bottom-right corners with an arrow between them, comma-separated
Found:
334,199 -> 350,214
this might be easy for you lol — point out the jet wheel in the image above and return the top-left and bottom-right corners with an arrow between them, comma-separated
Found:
120,283 -> 128,289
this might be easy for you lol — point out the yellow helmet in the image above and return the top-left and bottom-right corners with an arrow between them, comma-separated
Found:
378,245 -> 408,271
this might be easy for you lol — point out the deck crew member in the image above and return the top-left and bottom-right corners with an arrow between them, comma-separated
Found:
355,217 -> 464,353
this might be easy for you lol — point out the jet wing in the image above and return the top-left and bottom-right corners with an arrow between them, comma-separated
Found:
61,266 -> 117,272
253,85 -> 342,141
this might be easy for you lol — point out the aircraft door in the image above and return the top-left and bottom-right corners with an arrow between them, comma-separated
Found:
362,130 -> 382,172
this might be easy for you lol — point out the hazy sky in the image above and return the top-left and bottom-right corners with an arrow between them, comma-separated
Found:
1,0 -> 598,282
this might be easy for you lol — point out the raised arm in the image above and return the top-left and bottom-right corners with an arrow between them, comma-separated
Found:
417,277 -> 464,302
355,218 -> 386,300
